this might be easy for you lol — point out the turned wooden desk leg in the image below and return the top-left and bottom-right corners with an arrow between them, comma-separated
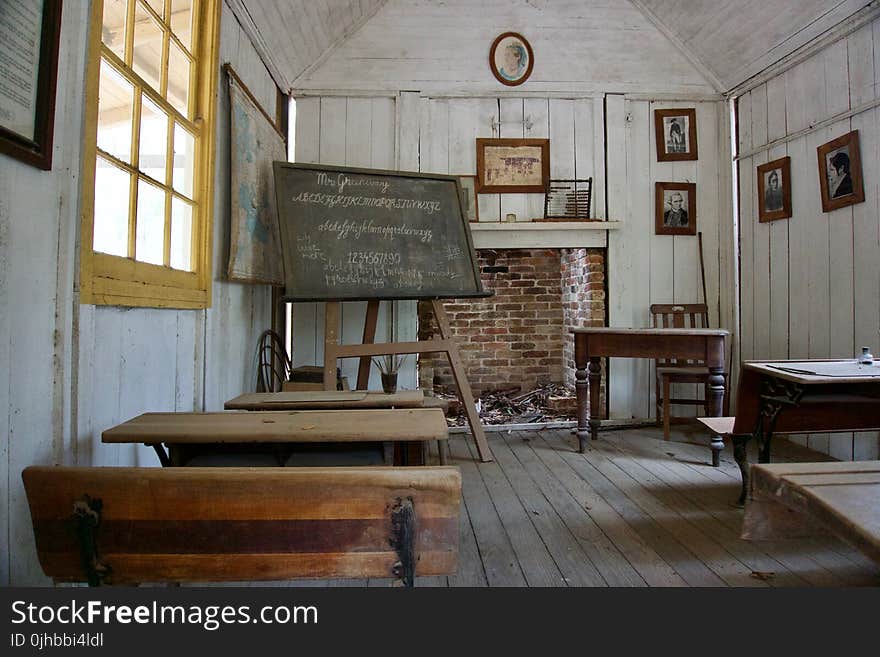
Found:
707,366 -> 725,467
588,357 -> 602,443
575,359 -> 589,452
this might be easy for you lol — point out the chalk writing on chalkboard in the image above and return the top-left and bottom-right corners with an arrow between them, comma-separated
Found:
273,163 -> 490,301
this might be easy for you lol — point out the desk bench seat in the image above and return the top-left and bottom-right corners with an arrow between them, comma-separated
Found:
742,461 -> 880,565
23,465 -> 461,586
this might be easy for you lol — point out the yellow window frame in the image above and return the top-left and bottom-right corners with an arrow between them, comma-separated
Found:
79,0 -> 220,309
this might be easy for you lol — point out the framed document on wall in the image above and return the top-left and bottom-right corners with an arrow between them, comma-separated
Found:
0,0 -> 63,170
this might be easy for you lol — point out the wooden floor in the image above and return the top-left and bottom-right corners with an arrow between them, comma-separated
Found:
307,424 -> 880,587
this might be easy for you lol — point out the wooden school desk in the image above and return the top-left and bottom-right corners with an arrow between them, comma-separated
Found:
571,327 -> 728,463
102,408 -> 449,467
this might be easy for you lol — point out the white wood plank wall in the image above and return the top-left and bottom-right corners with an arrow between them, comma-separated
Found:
293,93 -> 730,419
736,20 -> 880,460
291,95 -> 410,389
1,2 -> 280,584
608,99 -> 727,421
296,0 -> 718,97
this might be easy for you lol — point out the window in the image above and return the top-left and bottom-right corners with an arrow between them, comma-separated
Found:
80,0 -> 220,308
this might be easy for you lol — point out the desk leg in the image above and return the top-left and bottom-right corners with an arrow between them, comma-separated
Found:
707,367 -> 726,467
575,358 -> 589,452
588,357 -> 602,443
149,443 -> 171,467
733,435 -> 751,506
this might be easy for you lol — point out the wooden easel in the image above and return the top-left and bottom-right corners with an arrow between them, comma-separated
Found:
322,299 -> 492,462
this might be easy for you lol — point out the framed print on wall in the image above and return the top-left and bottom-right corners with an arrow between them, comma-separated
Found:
476,138 -> 549,194
654,108 -> 698,161
655,182 -> 696,235
0,0 -> 63,170
756,157 -> 792,222
489,32 -> 534,86
817,130 -> 865,212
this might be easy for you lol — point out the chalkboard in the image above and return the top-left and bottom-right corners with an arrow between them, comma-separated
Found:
273,162 -> 491,301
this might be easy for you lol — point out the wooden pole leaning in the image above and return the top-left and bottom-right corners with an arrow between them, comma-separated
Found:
322,300 -> 492,462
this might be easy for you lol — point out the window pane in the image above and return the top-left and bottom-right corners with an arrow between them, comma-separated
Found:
101,0 -> 127,60
139,95 -> 168,183
167,40 -> 191,116
144,0 -> 165,18
97,60 -> 134,163
135,179 -> 166,265
170,197 -> 193,271
170,0 -> 193,51
172,123 -> 194,197
93,157 -> 130,257
132,2 -> 164,93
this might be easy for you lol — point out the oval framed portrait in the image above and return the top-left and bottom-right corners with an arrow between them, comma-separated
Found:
490,32 -> 533,86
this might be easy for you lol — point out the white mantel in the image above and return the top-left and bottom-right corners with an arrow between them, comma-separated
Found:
468,221 -> 620,249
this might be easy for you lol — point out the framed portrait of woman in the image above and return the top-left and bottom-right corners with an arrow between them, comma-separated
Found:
756,157 -> 792,222
489,32 -> 533,86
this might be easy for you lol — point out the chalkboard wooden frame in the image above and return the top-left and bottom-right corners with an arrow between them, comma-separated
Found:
273,162 -> 491,302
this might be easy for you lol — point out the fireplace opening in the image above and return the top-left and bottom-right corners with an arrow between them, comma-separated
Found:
417,247 -> 606,424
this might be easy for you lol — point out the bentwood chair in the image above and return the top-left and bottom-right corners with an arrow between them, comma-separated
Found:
650,303 -> 729,440
256,329 -> 291,392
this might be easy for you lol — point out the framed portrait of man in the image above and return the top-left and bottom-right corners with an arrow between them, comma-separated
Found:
817,131 -> 864,212
654,108 -> 698,162
655,182 -> 696,235
756,157 -> 792,222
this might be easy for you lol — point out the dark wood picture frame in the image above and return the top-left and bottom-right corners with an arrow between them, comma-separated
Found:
817,130 -> 865,212
654,108 -> 698,162
655,181 -> 696,235
757,157 -> 792,222
456,174 -> 479,222
0,0 -> 63,170
476,137 -> 550,194
489,32 -> 534,86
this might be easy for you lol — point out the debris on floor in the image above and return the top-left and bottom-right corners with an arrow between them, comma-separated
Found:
436,383 -> 577,427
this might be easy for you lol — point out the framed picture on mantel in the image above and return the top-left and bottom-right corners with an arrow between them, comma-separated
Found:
476,138 -> 549,194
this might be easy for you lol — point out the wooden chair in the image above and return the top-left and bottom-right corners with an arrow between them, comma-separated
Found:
650,303 -> 728,440
23,465 -> 461,586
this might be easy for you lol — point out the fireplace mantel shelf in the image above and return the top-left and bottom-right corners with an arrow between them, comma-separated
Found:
469,220 -> 620,249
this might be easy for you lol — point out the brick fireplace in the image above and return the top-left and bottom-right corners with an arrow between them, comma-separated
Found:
418,247 -> 606,413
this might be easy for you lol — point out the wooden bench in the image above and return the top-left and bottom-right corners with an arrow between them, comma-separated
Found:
22,465 -> 461,586
741,460 -> 880,565
102,407 -> 449,467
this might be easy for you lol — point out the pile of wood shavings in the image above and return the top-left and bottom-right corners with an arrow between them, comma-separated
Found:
436,383 -> 576,426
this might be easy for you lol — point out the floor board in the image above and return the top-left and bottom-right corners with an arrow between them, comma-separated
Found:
220,426 -> 880,588
439,426 -> 880,588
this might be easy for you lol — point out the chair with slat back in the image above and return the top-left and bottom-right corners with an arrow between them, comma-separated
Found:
650,303 -> 729,440
256,329 -> 291,393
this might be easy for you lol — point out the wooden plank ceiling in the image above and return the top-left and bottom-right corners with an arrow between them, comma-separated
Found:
227,0 -> 389,91
235,0 -> 872,94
